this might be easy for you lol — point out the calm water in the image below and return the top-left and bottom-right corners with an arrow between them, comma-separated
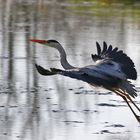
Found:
0,0 -> 140,140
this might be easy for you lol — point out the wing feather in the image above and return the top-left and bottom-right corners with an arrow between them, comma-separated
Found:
102,42 -> 107,54
96,42 -> 101,55
50,67 -> 122,88
91,42 -> 137,80
110,47 -> 118,55
107,45 -> 112,53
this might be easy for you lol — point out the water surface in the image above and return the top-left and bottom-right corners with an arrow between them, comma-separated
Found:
0,0 -> 140,140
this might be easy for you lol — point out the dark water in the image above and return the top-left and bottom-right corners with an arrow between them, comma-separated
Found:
0,0 -> 140,140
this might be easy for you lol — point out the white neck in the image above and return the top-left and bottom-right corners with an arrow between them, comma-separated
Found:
54,43 -> 75,69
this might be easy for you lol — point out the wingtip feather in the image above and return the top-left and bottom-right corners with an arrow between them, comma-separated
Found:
96,42 -> 101,55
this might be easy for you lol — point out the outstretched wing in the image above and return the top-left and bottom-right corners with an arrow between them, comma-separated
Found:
91,42 -> 137,80
35,64 -> 137,98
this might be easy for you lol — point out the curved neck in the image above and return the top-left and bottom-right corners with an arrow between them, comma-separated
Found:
54,44 -> 75,69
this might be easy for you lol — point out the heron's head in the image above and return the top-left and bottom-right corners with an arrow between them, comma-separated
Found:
30,39 -> 60,48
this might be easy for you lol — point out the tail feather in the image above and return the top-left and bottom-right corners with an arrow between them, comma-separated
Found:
119,81 -> 137,98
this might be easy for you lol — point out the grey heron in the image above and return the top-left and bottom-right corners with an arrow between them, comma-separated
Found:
30,39 -> 140,122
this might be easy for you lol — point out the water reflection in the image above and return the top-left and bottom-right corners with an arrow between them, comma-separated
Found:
0,0 -> 140,140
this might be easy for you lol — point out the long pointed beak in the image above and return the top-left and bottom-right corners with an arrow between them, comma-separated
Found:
30,39 -> 48,44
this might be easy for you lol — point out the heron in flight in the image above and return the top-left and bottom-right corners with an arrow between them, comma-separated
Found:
30,39 -> 140,122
